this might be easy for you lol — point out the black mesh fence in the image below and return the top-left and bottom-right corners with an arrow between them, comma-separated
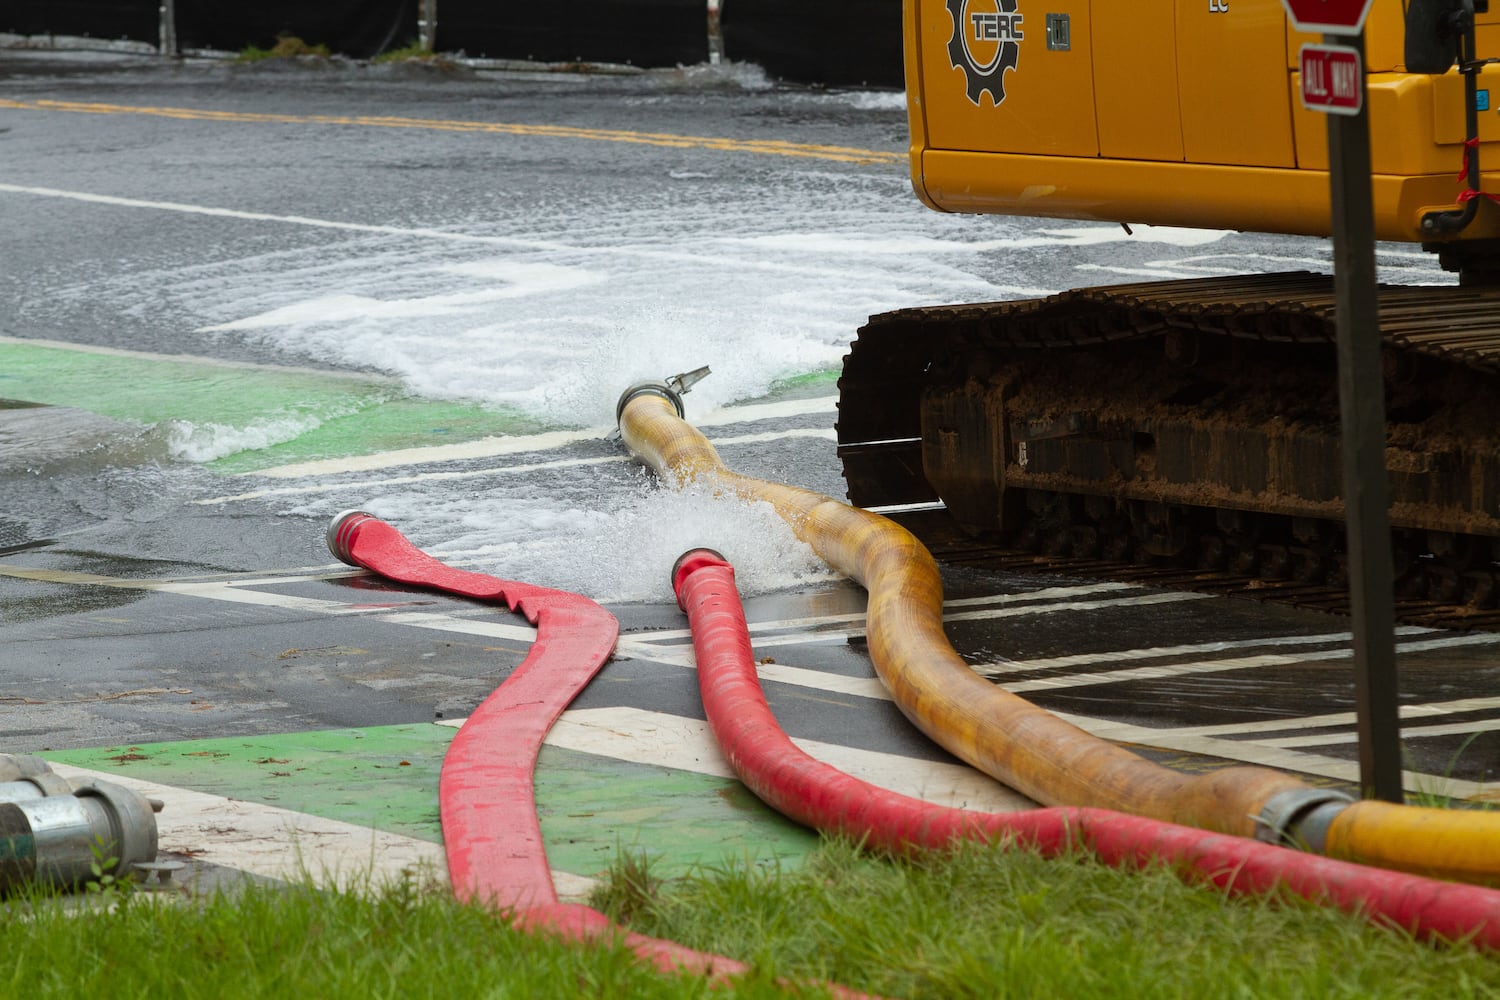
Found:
432,0 -> 707,67
721,0 -> 902,87
175,0 -> 417,58
2,0 -> 158,45
2,0 -> 904,85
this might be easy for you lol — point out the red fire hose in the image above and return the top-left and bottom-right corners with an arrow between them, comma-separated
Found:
327,512 -> 877,994
671,547 -> 1500,948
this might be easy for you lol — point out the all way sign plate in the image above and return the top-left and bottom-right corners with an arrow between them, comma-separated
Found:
1300,44 -> 1364,115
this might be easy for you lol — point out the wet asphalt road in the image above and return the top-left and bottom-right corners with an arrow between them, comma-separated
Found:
1,49 -> 1497,801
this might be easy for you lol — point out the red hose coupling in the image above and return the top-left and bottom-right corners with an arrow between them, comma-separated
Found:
326,509 -> 379,566
670,547 -> 730,610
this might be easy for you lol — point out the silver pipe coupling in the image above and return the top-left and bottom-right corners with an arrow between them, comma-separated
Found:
614,366 -> 712,428
1253,787 -> 1355,854
0,778 -> 160,891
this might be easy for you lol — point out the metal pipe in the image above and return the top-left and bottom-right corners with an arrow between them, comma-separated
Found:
0,754 -> 54,783
0,779 -> 159,891
617,378 -> 1500,883
418,0 -> 437,53
0,773 -> 74,802
158,0 -> 178,58
1420,0 -> 1483,236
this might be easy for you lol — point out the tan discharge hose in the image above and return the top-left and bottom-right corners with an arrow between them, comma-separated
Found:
618,384 -> 1500,884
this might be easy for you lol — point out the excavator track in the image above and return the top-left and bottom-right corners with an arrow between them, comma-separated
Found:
836,272 -> 1500,629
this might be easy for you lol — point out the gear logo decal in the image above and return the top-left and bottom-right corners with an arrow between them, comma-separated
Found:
946,0 -> 1024,107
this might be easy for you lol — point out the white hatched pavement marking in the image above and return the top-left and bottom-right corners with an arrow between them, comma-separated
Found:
7,561 -> 1497,792
1163,694 -> 1500,738
439,706 -> 1036,813
0,334 -> 400,381
194,428 -> 835,505
1002,632 -> 1500,693
252,428 -> 608,479
195,454 -> 624,505
1263,715 -> 1500,749
974,626 -> 1435,677
622,585 -> 1206,649
1054,711 -> 1495,800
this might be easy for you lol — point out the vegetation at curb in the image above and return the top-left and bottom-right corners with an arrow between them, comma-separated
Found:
235,36 -> 331,63
594,838 -> 1500,999
372,40 -> 460,70
3,838 -> 1498,997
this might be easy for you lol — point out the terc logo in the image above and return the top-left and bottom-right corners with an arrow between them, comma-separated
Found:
945,0 -> 1023,107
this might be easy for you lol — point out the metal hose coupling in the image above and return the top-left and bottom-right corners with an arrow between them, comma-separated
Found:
1253,787 -> 1356,854
0,772 -> 74,802
0,753 -> 61,785
614,366 -> 712,429
327,509 -> 380,566
0,778 -> 161,891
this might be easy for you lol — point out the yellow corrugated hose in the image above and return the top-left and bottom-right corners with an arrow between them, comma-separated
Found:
619,388 -> 1500,882
1326,801 -> 1500,883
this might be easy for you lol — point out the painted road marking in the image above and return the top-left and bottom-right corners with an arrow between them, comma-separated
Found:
626,583 -> 1193,645
0,334 -> 399,382
618,589 -> 1210,657
0,99 -> 906,165
0,184 -> 991,299
44,761 -> 596,898
248,428 -> 611,480
1262,715 -> 1500,749
442,706 -> 1037,813
0,338 -> 538,476
6,559 -> 1495,794
1160,694 -> 1500,739
973,626 -> 1435,677
241,397 -> 836,480
1002,631 -> 1500,694
0,565 -> 540,639
195,455 -> 627,505
192,429 -> 835,504
192,427 -> 838,504
1054,711 -> 1494,800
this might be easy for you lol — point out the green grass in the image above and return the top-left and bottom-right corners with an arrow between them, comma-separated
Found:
5,838 -> 1497,998
372,41 -> 461,70
594,838 -> 1500,999
236,36 -> 332,62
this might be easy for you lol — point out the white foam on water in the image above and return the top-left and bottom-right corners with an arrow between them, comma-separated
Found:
719,225 -> 1233,256
835,91 -> 908,111
145,172 -> 1037,431
35,112 -> 1445,594
153,413 -> 331,463
297,474 -> 831,602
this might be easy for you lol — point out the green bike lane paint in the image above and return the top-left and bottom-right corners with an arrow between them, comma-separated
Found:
0,338 -> 542,474
41,722 -> 820,889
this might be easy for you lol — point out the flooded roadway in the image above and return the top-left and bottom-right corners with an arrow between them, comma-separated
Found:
1,47 -> 1496,868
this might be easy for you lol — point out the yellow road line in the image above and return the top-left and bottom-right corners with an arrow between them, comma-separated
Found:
0,97 -> 906,165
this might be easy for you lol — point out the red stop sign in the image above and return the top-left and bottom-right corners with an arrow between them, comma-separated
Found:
1282,0 -> 1375,35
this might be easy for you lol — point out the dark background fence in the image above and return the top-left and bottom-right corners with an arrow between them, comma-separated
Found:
1,0 -> 903,87
3,0 -> 158,46
721,0 -> 902,88
433,0 -> 708,68
177,0 -> 415,60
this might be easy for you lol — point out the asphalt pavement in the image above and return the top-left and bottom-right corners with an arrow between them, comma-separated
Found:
2,48 -> 1497,896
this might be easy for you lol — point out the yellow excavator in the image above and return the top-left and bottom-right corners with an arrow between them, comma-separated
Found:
837,0 -> 1500,611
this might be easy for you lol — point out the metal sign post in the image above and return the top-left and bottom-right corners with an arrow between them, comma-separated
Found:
1317,27 -> 1404,804
1283,0 -> 1401,802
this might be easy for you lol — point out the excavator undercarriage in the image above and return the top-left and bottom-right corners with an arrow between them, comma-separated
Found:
836,273 -> 1500,621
